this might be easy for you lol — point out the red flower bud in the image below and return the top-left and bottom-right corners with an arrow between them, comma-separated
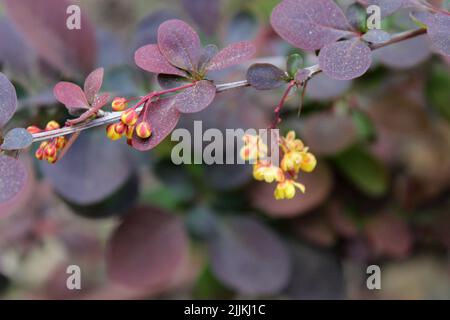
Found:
45,121 -> 60,131
136,121 -> 152,139
35,147 -> 45,160
106,123 -> 122,141
27,125 -> 42,134
114,122 -> 127,135
44,143 -> 57,158
111,97 -> 128,112
121,109 -> 138,126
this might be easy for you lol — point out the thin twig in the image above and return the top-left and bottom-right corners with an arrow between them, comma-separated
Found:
30,28 -> 427,143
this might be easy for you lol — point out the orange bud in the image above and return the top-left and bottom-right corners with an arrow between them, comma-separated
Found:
44,143 -> 57,158
114,122 -> 127,135
56,136 -> 66,150
121,109 -> 138,126
111,97 -> 128,112
39,141 -> 49,149
27,125 -> 42,134
106,123 -> 122,141
35,147 -> 45,160
126,125 -> 135,139
45,120 -> 60,131
136,121 -> 152,139
47,155 -> 58,164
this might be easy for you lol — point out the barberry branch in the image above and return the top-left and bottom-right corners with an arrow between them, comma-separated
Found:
30,28 -> 426,144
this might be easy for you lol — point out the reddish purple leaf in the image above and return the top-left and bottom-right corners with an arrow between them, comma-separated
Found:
173,80 -> 216,113
132,98 -> 180,151
4,0 -> 96,76
182,0 -> 221,36
91,93 -> 110,110
319,39 -> 372,80
106,206 -> 188,289
247,63 -> 287,90
0,72 -> 17,128
84,68 -> 104,105
374,35 -> 431,69
425,13 -> 450,57
198,44 -> 219,72
0,155 -> 27,204
209,216 -> 291,295
157,19 -> 202,71
270,0 -> 355,51
53,82 -> 89,110
206,41 -> 256,71
134,44 -> 187,76
1,128 -> 33,151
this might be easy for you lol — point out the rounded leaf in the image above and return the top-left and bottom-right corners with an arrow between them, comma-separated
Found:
132,98 -> 180,151
106,206 -> 188,289
0,72 -> 17,128
246,63 -> 287,90
206,41 -> 256,71
362,29 -> 392,44
40,130 -> 134,205
173,80 -> 216,113
134,44 -> 187,76
319,39 -> 372,80
209,216 -> 291,295
0,155 -> 27,204
0,128 -> 33,151
157,19 -> 202,71
270,0 -> 354,51
83,68 -> 104,105
53,82 -> 89,110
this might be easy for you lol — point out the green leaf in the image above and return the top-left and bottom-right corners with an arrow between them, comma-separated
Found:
286,53 -> 303,78
426,65 -> 450,122
334,146 -> 389,196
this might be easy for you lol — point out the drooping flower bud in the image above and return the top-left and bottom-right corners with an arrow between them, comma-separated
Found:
47,155 -> 58,164
55,136 -> 66,150
44,143 -> 57,158
121,109 -> 138,126
126,125 -> 135,139
35,147 -> 45,160
111,97 -> 128,112
106,123 -> 122,141
114,122 -> 127,135
136,121 -> 152,139
45,120 -> 60,131
27,125 -> 42,134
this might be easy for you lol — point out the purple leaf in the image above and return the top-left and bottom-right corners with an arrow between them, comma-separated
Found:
182,0 -> 221,36
362,29 -> 392,44
206,41 -> 255,71
173,80 -> 216,113
91,93 -> 110,110
0,155 -> 27,204
198,44 -> 219,72
4,0 -> 96,76
157,74 -> 193,90
246,63 -> 287,90
40,131 -> 134,205
209,216 -> 292,295
306,73 -> 352,100
367,0 -> 418,18
106,206 -> 188,290
84,68 -> 104,105
132,98 -> 180,151
134,44 -> 187,76
0,72 -> 17,128
374,35 -> 431,69
319,39 -> 372,80
53,82 -> 89,110
425,13 -> 450,57
1,128 -> 33,151
270,0 -> 355,51
157,19 -> 202,71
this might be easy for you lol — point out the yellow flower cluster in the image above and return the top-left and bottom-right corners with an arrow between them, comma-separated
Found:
28,121 -> 67,164
240,131 -> 317,200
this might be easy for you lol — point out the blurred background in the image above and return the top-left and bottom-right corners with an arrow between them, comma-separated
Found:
0,0 -> 449,299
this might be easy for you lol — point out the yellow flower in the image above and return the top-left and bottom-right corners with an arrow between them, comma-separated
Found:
300,152 -> 317,172
281,151 -> 303,172
240,134 -> 268,161
283,131 -> 304,152
274,180 -> 305,200
253,162 -> 284,183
